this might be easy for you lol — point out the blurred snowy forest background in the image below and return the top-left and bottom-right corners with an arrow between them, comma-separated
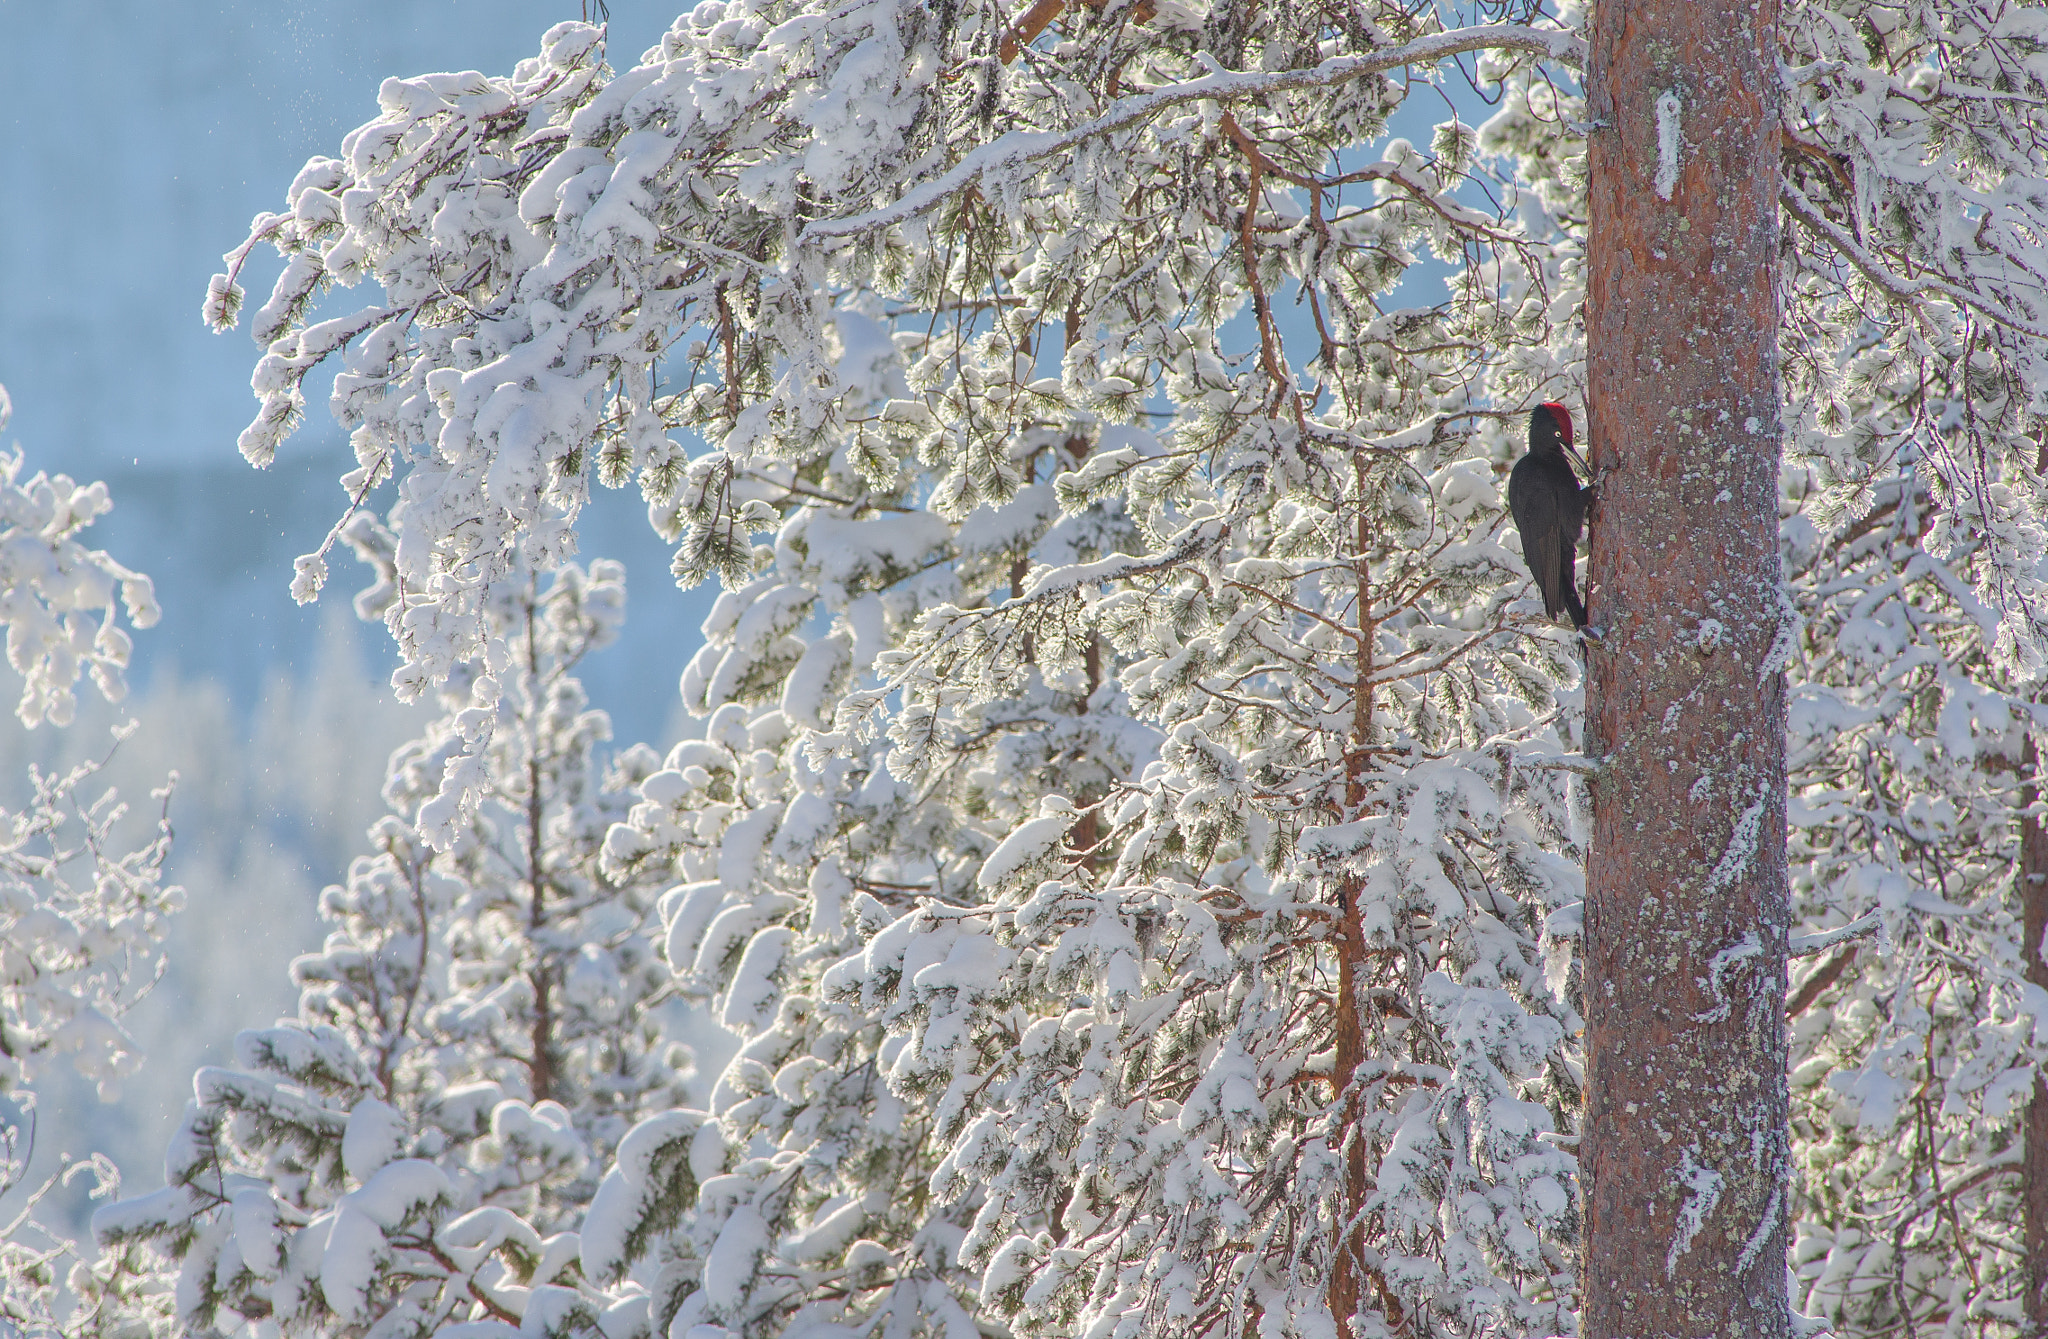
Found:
0,0 -> 716,1229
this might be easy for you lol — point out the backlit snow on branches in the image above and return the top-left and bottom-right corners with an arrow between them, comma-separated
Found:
79,0 -> 2048,1336
190,3 -> 1599,1332
0,744 -> 178,1101
0,383 -> 179,1339
1777,475 -> 2046,1329
1762,4 -> 2048,1326
0,386 -> 177,1099
1779,0 -> 2048,668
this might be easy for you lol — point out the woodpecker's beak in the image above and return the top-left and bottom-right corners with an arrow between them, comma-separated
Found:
1562,440 -> 1589,481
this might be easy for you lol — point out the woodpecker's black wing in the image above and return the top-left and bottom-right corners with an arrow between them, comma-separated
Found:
1508,452 -> 1588,628
1555,467 -> 1587,628
1509,462 -> 1567,619
1557,536 -> 1588,629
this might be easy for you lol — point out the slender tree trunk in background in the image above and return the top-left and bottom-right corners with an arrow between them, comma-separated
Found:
527,751 -> 557,1105
1582,0 -> 1789,1333
1330,458 -> 1380,1332
2024,735 -> 2048,1337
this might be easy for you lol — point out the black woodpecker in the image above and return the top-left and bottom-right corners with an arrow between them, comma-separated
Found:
1508,402 -> 1589,630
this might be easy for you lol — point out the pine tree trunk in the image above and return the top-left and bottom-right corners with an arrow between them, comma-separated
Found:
2023,734 -> 2048,1337
1581,0 -> 1789,1333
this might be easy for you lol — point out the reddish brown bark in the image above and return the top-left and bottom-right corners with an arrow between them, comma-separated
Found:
1582,0 -> 1788,1334
2024,735 -> 2048,1336
997,0 -> 1157,64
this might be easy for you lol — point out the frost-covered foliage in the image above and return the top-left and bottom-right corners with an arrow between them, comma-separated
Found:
0,385 -> 178,1097
127,0 -> 2048,1335
1,1142 -> 169,1339
195,4 -> 1603,1332
1770,251 -> 2048,1337
1778,0 -> 2048,667
0,741 -> 179,1100
1748,5 -> 2048,1321
0,382 -> 176,1339
0,735 -> 182,1339
94,556 -> 691,1339
1775,478 -> 2044,1333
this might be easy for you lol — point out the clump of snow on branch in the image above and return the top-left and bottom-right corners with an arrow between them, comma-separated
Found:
1653,89 -> 1682,201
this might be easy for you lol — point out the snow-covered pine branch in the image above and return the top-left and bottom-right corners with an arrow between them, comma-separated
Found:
1759,14 -> 2048,1321
1776,415 -> 2048,1330
203,4 -> 1591,851
0,390 -> 159,732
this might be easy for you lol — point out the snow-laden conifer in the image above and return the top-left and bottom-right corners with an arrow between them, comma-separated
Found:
188,5 -> 1599,1331
134,0 -> 2048,1334
94,555 -> 688,1339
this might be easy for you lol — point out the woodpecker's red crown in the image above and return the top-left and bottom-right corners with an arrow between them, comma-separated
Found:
1539,402 -> 1573,448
